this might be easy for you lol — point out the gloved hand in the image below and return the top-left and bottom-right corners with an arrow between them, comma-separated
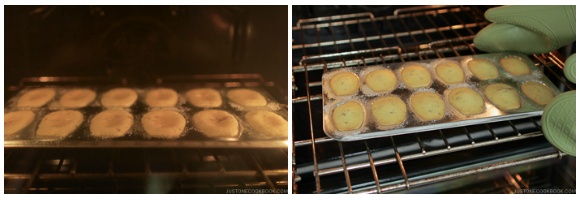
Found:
474,5 -> 576,156
474,5 -> 575,54
474,5 -> 576,84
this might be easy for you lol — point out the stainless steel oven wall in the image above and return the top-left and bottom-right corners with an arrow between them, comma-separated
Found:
4,5 -> 287,92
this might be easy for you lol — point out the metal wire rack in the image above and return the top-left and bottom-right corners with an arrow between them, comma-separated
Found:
292,5 -> 575,193
4,148 -> 288,193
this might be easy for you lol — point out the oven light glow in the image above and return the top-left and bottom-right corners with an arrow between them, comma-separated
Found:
48,159 -> 71,166
38,77 -> 52,82
515,174 -> 522,182
49,159 -> 61,165
203,155 -> 216,162
211,13 -> 230,30
451,25 -> 464,30
225,82 -> 242,87
419,44 -> 430,49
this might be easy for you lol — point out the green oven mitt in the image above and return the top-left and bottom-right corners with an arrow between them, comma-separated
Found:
542,91 -> 576,156
474,5 -> 576,54
475,5 -> 576,156
542,54 -> 576,156
564,54 -> 576,83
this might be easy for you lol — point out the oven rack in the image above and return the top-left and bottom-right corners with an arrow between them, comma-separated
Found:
291,5 -> 575,193
4,148 -> 288,193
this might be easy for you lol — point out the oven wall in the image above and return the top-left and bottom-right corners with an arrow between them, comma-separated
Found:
4,5 -> 288,93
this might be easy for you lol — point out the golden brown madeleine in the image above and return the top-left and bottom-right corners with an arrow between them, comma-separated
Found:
59,89 -> 97,108
484,83 -> 521,110
435,62 -> 465,84
227,89 -> 268,107
401,65 -> 432,89
101,88 -> 138,108
186,88 -> 222,108
521,82 -> 555,106
90,109 -> 134,138
193,109 -> 239,138
17,88 -> 56,108
37,110 -> 84,137
448,87 -> 485,115
4,111 -> 35,136
145,88 -> 179,107
371,96 -> 407,126
499,57 -> 531,76
142,109 -> 186,138
329,71 -> 360,96
410,91 -> 446,121
245,110 -> 288,138
332,101 -> 365,131
467,59 -> 499,80
365,69 -> 397,93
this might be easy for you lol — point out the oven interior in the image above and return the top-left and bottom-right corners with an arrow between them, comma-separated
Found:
4,5 -> 288,194
291,5 -> 575,194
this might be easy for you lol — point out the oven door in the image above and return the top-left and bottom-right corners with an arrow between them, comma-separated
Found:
291,5 -> 575,194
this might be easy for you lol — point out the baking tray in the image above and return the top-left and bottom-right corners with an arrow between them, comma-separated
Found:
4,74 -> 288,148
322,53 -> 560,141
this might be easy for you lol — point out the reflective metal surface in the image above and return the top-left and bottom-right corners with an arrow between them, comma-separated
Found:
320,53 -> 560,141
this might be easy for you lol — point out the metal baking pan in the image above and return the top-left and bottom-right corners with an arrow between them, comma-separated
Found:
322,53 -> 559,141
4,74 -> 288,148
